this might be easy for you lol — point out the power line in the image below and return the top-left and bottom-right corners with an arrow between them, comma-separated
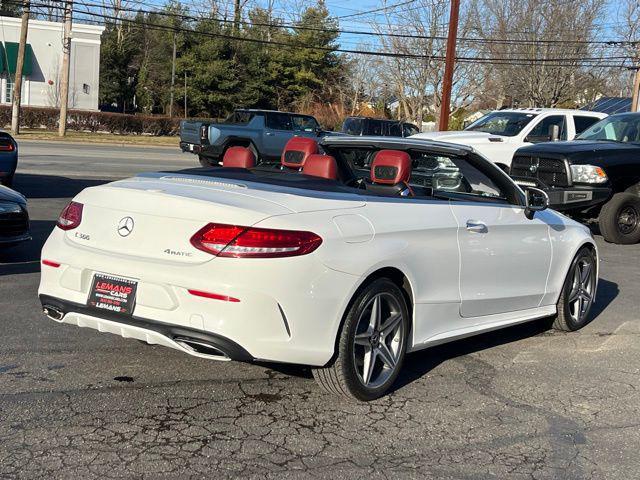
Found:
44,0 -> 640,49
19,0 -> 636,68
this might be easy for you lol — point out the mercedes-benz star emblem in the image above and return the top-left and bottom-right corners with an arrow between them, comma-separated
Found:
117,217 -> 135,237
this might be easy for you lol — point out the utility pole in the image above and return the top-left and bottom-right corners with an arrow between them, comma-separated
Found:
169,33 -> 176,117
233,0 -> 241,33
184,71 -> 187,118
632,67 -> 640,113
58,0 -> 72,137
11,0 -> 30,135
438,0 -> 460,131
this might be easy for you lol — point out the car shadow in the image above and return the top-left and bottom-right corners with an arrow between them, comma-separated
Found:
263,278 -> 620,393
390,277 -> 619,394
10,173 -> 107,199
0,220 -> 55,276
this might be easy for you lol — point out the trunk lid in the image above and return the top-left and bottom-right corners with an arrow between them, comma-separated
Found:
67,173 -> 364,263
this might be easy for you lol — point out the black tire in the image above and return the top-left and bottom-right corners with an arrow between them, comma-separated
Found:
312,278 -> 410,401
598,193 -> 640,244
198,155 -> 216,168
552,247 -> 597,332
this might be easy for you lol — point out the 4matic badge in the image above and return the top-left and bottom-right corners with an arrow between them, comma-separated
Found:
118,217 -> 135,237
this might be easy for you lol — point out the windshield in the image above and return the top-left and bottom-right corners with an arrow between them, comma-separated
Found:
465,112 -> 538,137
576,114 -> 640,143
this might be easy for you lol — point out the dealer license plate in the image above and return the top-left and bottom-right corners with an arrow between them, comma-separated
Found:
88,273 -> 138,316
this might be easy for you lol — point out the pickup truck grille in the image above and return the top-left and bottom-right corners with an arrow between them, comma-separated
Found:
511,156 -> 570,188
0,208 -> 29,239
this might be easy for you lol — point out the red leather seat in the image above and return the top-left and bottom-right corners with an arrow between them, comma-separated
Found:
367,150 -> 413,196
281,137 -> 319,169
302,154 -> 338,180
223,146 -> 256,169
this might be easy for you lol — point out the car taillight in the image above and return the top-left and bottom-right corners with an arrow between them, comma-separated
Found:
56,201 -> 83,230
0,139 -> 14,151
190,223 -> 322,258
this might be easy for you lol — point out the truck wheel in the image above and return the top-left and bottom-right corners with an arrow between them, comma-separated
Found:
598,193 -> 640,244
198,155 -> 215,168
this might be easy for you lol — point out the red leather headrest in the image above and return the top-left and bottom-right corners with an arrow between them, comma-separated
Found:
281,137 -> 318,168
371,150 -> 412,185
302,154 -> 338,180
223,146 -> 256,168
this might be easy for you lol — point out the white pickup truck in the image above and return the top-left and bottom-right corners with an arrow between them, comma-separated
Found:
412,108 -> 607,171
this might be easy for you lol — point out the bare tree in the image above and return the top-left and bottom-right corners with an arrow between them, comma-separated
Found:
373,0 -> 481,127
614,0 -> 640,97
469,0 -> 606,108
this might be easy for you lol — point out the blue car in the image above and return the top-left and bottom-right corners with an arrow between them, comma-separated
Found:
0,183 -> 29,247
0,132 -> 18,187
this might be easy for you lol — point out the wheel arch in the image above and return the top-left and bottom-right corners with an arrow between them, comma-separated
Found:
325,265 -> 415,367
222,136 -> 260,156
552,239 -> 598,306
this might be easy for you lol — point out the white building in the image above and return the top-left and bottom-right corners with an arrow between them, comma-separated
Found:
0,16 -> 104,110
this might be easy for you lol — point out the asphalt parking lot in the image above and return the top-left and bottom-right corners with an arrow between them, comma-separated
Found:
1,141 -> 639,479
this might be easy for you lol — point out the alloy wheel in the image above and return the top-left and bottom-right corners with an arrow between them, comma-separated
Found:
352,293 -> 405,388
568,257 -> 595,324
617,205 -> 639,236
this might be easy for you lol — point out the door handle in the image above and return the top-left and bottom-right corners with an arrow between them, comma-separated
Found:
265,132 -> 275,136
466,220 -> 488,233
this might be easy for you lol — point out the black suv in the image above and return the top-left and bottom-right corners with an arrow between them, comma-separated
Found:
342,117 -> 420,137
512,112 -> 640,244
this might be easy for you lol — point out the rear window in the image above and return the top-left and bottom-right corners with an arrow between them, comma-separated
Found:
342,118 -> 364,135
224,111 -> 256,124
366,120 -> 384,136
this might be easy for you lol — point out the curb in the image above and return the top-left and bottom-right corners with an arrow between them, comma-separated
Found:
14,138 -> 180,150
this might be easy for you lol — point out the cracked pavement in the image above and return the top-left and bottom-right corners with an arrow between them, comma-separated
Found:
1,142 -> 639,479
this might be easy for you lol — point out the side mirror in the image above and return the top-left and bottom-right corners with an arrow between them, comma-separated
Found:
524,187 -> 549,219
548,124 -> 560,141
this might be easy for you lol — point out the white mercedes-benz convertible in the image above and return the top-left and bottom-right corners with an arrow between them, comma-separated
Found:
39,136 -> 598,400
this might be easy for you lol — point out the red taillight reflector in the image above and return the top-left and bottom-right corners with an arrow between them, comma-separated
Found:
56,201 -> 83,230
42,259 -> 61,268
190,223 -> 322,258
188,289 -> 240,302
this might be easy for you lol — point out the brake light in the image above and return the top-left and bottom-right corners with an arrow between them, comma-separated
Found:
0,140 -> 14,151
56,201 -> 83,230
190,223 -> 322,258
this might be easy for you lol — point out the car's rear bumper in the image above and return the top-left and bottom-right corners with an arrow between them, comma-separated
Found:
179,142 -> 223,160
38,229 -> 358,366
0,206 -> 30,245
40,294 -> 253,362
0,153 -> 18,177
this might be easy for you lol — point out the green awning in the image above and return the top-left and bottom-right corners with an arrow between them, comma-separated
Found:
4,42 -> 33,76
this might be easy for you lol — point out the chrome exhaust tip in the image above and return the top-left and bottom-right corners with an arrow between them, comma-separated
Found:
174,337 -> 230,360
43,305 -> 65,321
